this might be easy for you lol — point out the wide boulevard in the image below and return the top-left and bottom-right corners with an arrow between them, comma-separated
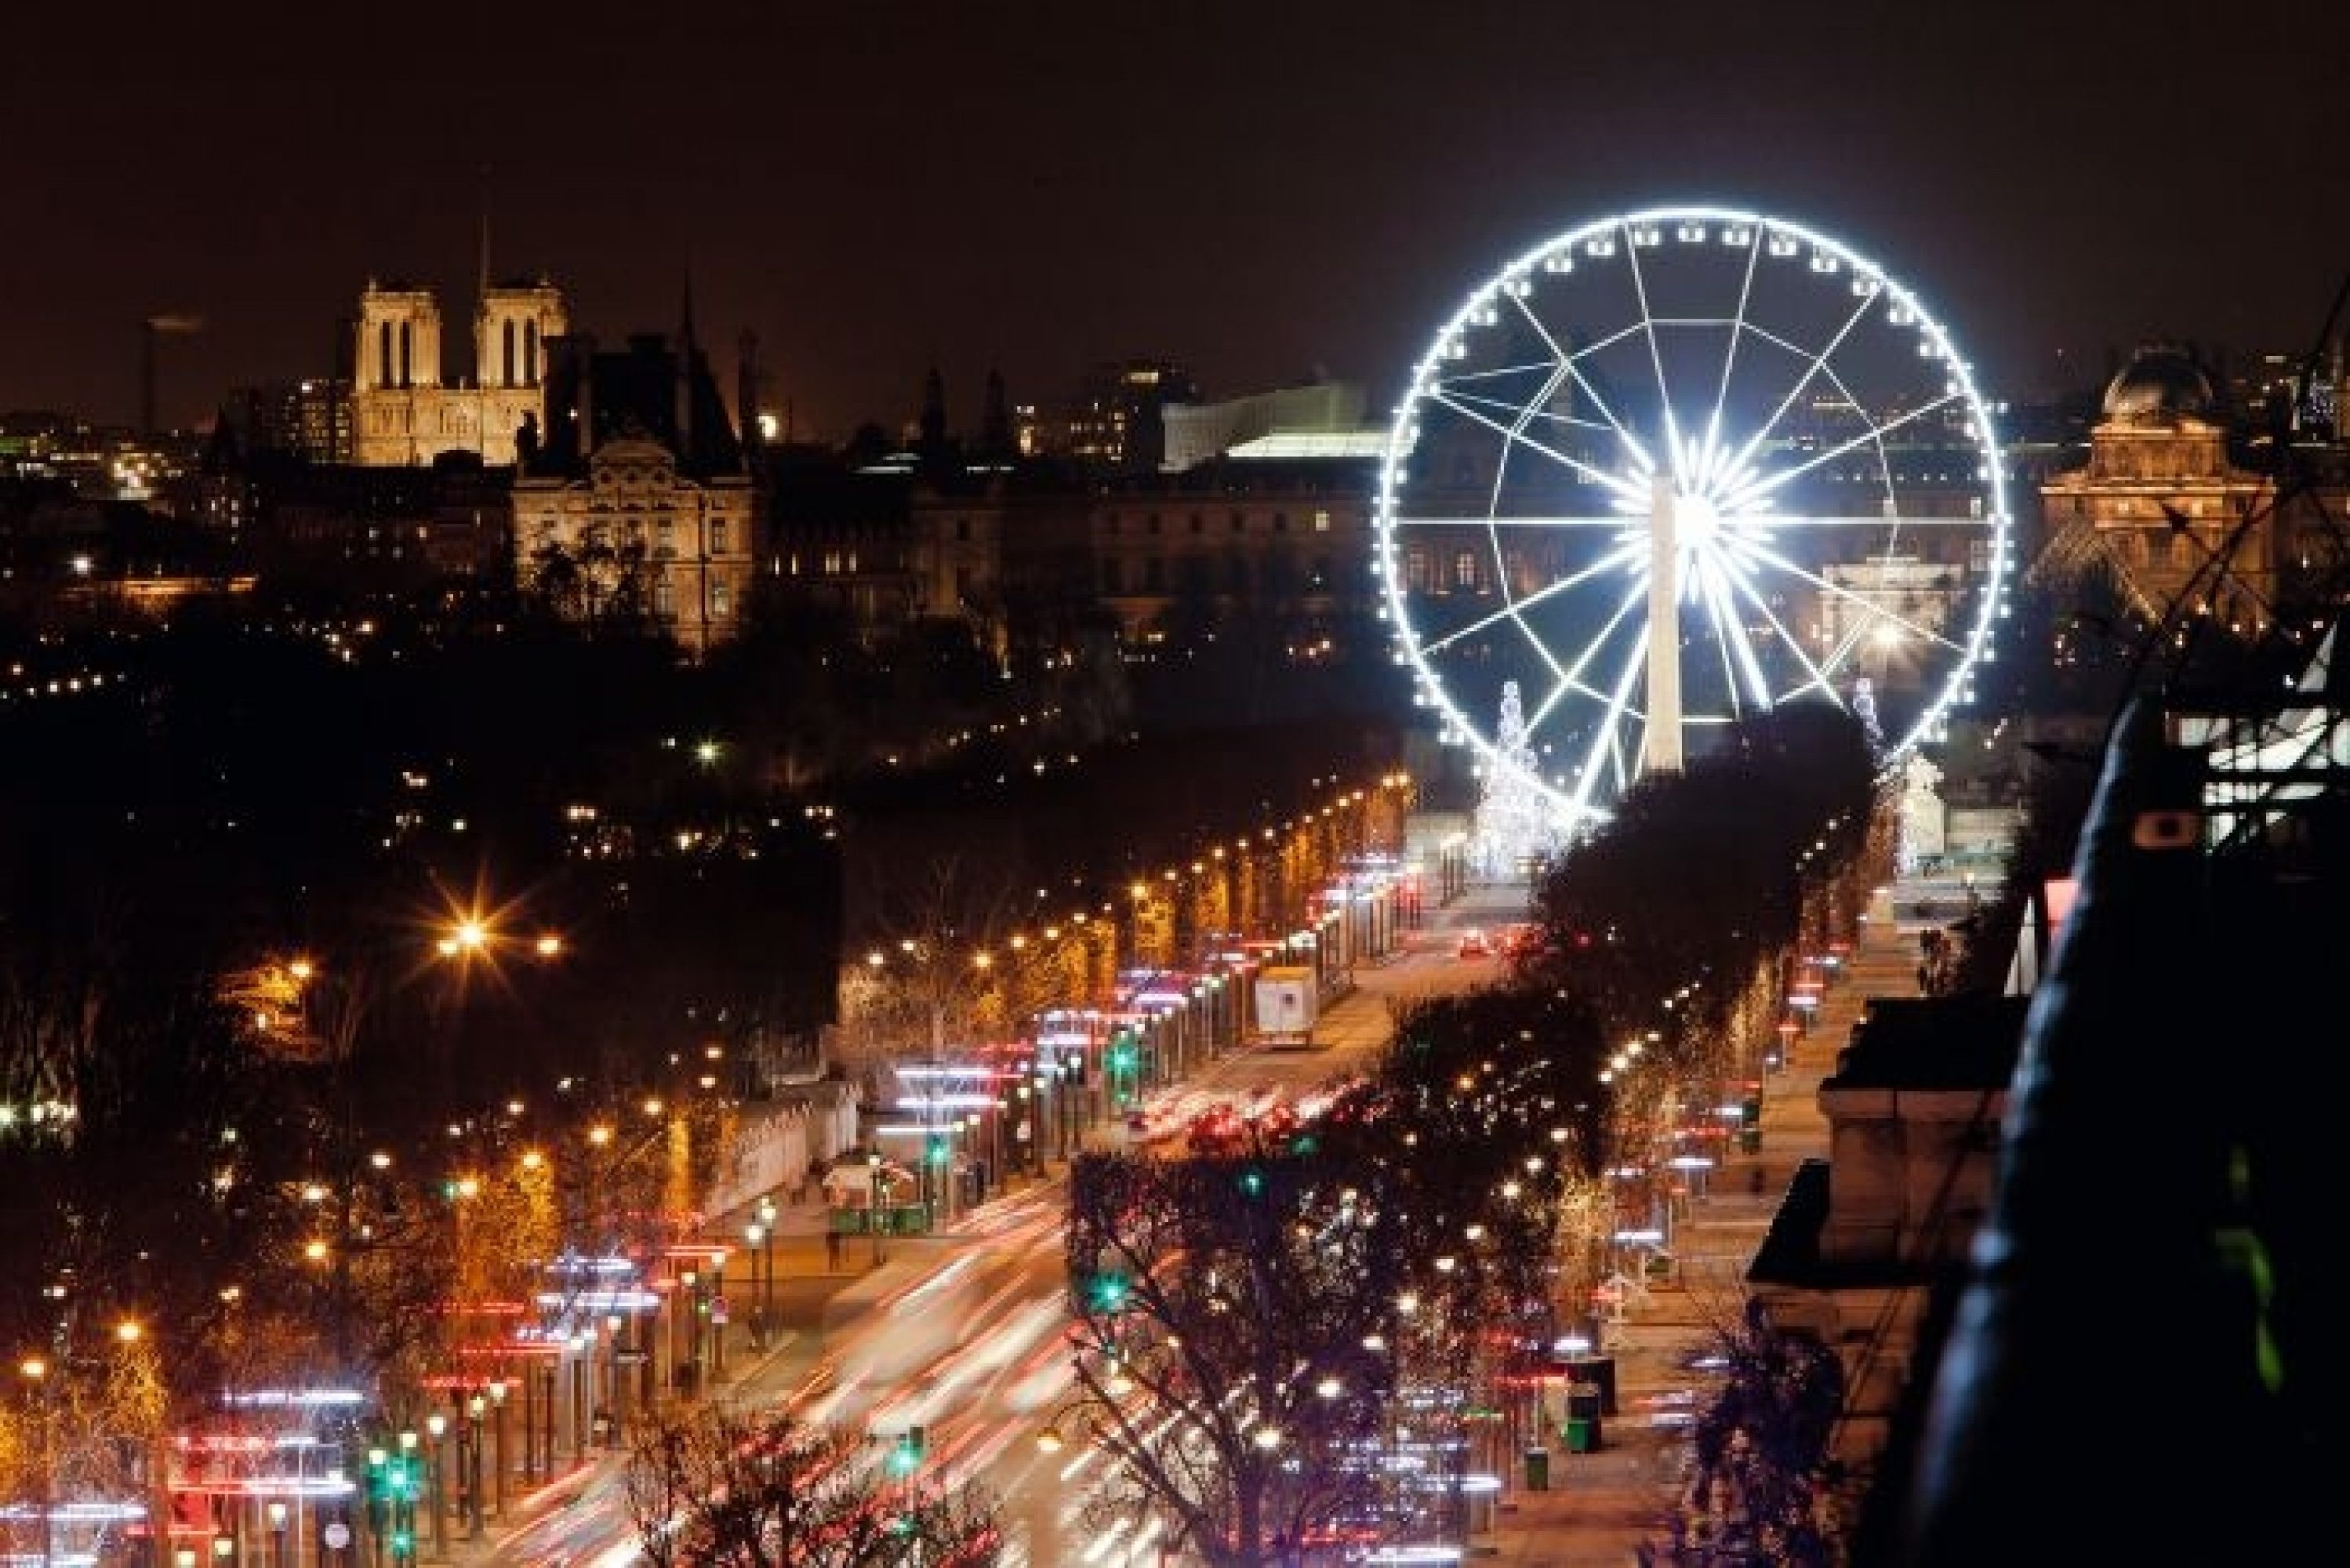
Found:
476,886 -> 1533,1568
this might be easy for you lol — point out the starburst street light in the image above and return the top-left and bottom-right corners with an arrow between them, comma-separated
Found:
437,917 -> 489,958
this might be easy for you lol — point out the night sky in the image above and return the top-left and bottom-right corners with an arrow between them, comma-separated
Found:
5,0 -> 2345,440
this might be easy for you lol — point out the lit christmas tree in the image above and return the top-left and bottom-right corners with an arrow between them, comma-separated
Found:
1474,681 -> 1566,877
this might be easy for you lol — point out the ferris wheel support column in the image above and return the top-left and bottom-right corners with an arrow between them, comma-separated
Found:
1644,473 -> 1685,777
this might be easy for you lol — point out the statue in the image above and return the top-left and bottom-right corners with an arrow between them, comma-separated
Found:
1898,752 -> 1946,873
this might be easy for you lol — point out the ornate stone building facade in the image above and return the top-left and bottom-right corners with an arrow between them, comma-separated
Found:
351,277 -> 568,467
510,326 -> 753,659
511,435 -> 754,659
2036,344 -> 2277,634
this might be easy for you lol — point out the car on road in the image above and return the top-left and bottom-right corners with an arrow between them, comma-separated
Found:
1456,927 -> 1493,958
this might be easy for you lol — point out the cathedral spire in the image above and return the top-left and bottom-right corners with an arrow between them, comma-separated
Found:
477,163 -> 492,297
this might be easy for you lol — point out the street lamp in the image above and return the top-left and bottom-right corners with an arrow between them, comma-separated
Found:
267,1502 -> 289,1568
757,1196 -> 778,1319
488,1380 -> 508,1518
867,1151 -> 885,1265
744,1222 -> 765,1328
423,1415 -> 447,1560
465,1394 -> 486,1540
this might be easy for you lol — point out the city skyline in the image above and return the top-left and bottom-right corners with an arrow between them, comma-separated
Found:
5,0 -> 2346,441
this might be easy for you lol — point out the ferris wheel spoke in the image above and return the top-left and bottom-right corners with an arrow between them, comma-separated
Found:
1522,578 -> 1653,740
1389,514 -> 1644,530
1622,227 -> 1692,474
1756,515 -> 1987,528
1713,549 -> 1846,705
1720,393 -> 1963,515
1565,624 -> 1654,824
1412,542 -> 1647,660
1693,554 -> 1775,714
1720,287 -> 1887,485
1487,359 -> 1580,505
1728,535 -> 1970,655
1427,387 -> 1649,503
1501,294 -> 1661,477
1707,231 -> 1767,452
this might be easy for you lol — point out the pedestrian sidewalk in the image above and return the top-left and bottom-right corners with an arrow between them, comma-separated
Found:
1474,882 -> 1916,1563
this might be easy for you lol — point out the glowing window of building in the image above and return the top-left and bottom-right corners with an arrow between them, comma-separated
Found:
1313,510 -> 1331,532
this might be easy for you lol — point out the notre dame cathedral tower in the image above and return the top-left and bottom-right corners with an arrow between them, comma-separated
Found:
351,272 -> 568,466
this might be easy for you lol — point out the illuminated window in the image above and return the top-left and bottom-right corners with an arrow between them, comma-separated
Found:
1452,550 -> 1479,591
1313,510 -> 1331,533
710,519 -> 730,554
710,579 -> 732,617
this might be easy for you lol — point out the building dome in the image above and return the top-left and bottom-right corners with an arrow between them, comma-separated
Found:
2101,344 -> 2219,424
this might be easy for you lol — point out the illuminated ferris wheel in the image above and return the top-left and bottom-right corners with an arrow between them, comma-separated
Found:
1374,203 -> 2013,832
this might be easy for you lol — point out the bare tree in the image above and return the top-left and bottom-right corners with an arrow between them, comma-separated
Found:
1062,1142 -> 1404,1566
622,1402 -> 1001,1568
